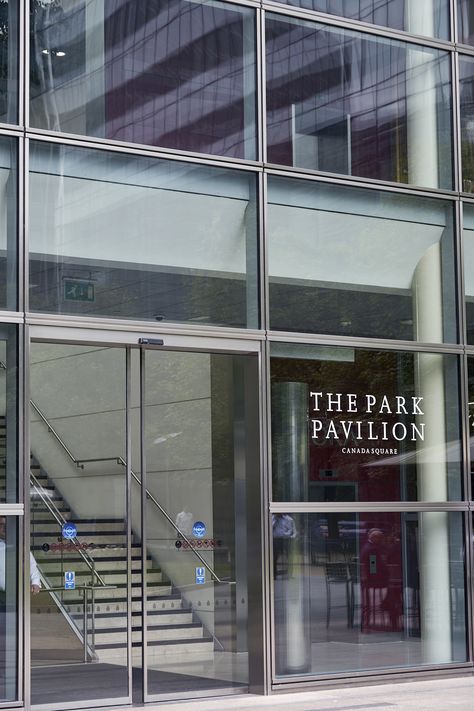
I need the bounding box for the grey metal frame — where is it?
[1,0,474,706]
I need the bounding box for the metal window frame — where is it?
[8,0,474,705]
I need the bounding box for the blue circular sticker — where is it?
[62,522,77,540]
[192,521,206,538]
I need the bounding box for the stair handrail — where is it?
[30,469,107,586]
[29,400,233,585]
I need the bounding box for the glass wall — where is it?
[29,0,257,159]
[0,1,17,125]
[0,138,16,313]
[272,511,466,677]
[458,0,474,44]
[28,141,258,327]
[265,14,452,188]
[273,1,450,39]
[270,344,462,503]
[267,177,456,341]
[0,516,17,702]
[0,326,18,504]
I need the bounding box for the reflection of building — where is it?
[0,0,474,709]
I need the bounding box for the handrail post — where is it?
[83,587,88,663]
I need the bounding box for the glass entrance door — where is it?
[28,339,259,708]
[138,348,255,701]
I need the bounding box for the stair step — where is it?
[62,596,183,614]
[37,558,152,573]
[80,610,193,629]
[93,624,204,645]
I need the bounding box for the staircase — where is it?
[30,458,215,665]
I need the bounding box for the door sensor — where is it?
[138,338,164,346]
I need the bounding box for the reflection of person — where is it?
[360,528,389,631]
[272,513,297,577]
[0,517,41,594]
[175,506,193,538]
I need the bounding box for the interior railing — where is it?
[30,400,233,585]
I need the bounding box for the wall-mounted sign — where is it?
[310,391,425,453]
[64,571,75,590]
[192,521,206,538]
[195,567,205,585]
[64,280,95,302]
[62,522,77,540]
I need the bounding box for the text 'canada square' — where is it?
[310,392,426,442]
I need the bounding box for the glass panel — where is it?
[0,325,17,504]
[266,15,452,189]
[29,343,128,706]
[29,142,258,328]
[270,344,462,502]
[272,511,466,677]
[0,138,16,312]
[466,357,474,493]
[0,516,17,701]
[458,0,474,44]
[268,176,456,342]
[463,204,474,341]
[140,349,257,698]
[460,56,474,193]
[29,0,256,160]
[273,0,449,40]
[0,1,17,124]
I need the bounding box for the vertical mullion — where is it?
[22,325,30,708]
[126,347,132,702]
[140,348,148,702]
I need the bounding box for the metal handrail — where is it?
[30,401,233,585]
[30,469,107,586]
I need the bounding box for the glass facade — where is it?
[29,0,257,159]
[1,0,474,708]
[265,15,453,188]
[29,142,258,327]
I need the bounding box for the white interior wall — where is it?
[29,173,248,276]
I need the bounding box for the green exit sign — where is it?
[64,280,95,302]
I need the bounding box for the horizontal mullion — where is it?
[269,501,470,513]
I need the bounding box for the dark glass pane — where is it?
[0,326,17,504]
[266,15,452,189]
[30,0,256,159]
[273,512,466,677]
[458,0,474,44]
[0,1,17,124]
[273,1,449,40]
[0,138,16,312]
[0,517,17,701]
[466,358,474,493]
[268,176,456,342]
[270,344,462,502]
[29,142,258,327]
[460,56,474,193]
[463,204,474,341]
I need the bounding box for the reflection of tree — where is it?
[0,1,10,118]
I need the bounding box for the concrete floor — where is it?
[121,673,474,711]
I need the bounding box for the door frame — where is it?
[24,325,265,710]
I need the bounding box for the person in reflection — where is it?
[272,513,297,578]
[360,527,389,631]
[0,517,41,594]
[175,506,193,538]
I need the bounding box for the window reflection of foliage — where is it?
[0,1,9,115]
[30,0,65,91]
[461,69,474,193]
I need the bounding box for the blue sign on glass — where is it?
[62,522,77,540]
[192,521,206,538]
[195,567,205,585]
[64,571,75,590]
